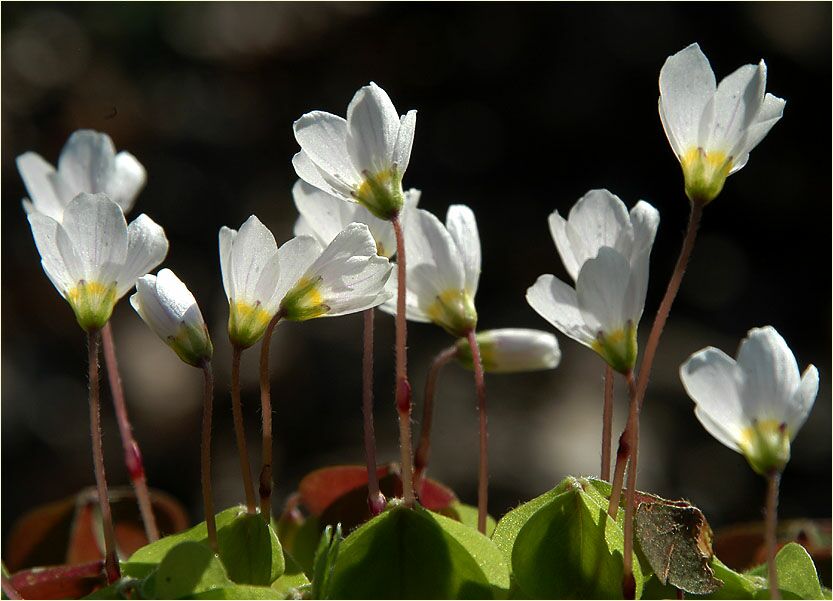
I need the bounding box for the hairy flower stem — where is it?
[87,330,120,583]
[608,373,637,520]
[601,365,614,481]
[766,471,782,600]
[622,372,639,600]
[414,346,458,486]
[608,199,705,516]
[101,323,159,543]
[258,313,283,522]
[467,330,490,534]
[201,360,219,553]
[362,309,386,515]
[231,345,257,513]
[391,214,415,507]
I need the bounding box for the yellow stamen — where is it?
[426,289,477,337]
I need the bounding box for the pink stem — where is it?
[466,330,489,534]
[362,309,386,515]
[414,346,458,487]
[601,365,614,481]
[200,360,218,552]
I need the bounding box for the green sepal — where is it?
[354,168,405,220]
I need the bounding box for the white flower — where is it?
[293,82,417,220]
[292,179,420,259]
[220,217,393,348]
[28,192,168,331]
[380,205,480,338]
[659,43,786,204]
[130,269,213,367]
[526,190,659,373]
[17,129,146,222]
[680,326,818,475]
[455,329,561,374]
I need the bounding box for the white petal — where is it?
[229,215,279,303]
[273,235,323,309]
[786,365,819,440]
[704,61,766,154]
[393,110,417,176]
[728,93,786,174]
[445,204,481,296]
[346,82,400,174]
[628,201,660,262]
[131,274,176,339]
[292,179,354,246]
[548,209,581,282]
[105,152,146,214]
[526,274,595,348]
[294,111,361,189]
[575,248,633,335]
[736,326,801,424]
[564,189,633,270]
[378,269,432,322]
[219,226,237,300]
[116,214,169,297]
[59,193,128,284]
[324,254,392,317]
[659,43,716,156]
[292,150,355,201]
[57,130,117,195]
[479,328,561,373]
[27,212,75,296]
[680,347,746,451]
[404,209,465,299]
[16,152,65,221]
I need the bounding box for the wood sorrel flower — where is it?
[380,205,480,338]
[293,82,417,220]
[28,192,168,332]
[293,179,420,259]
[659,43,785,205]
[130,269,213,367]
[17,129,146,221]
[680,326,818,476]
[526,189,659,373]
[454,328,561,374]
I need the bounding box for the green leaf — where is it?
[152,541,230,599]
[509,476,644,599]
[492,481,570,560]
[821,586,832,600]
[217,513,285,586]
[326,504,509,599]
[277,514,321,578]
[746,543,823,600]
[123,507,246,579]
[311,524,343,600]
[270,551,310,597]
[438,501,497,537]
[189,584,285,599]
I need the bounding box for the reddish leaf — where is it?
[11,560,105,600]
[299,465,391,516]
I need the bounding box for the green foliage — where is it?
[152,542,229,599]
[310,524,343,600]
[438,501,497,537]
[325,504,509,599]
[216,513,284,586]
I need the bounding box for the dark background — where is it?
[2,2,830,554]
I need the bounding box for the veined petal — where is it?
[404,209,465,296]
[659,43,716,158]
[115,214,169,297]
[17,152,65,221]
[273,235,323,308]
[59,193,128,284]
[57,130,117,196]
[346,82,400,175]
[445,204,481,296]
[27,212,75,296]
[729,93,786,174]
[457,328,561,373]
[564,189,633,271]
[105,152,146,214]
[548,210,581,282]
[680,347,746,452]
[378,269,432,322]
[703,61,765,155]
[628,201,660,262]
[786,365,819,440]
[219,226,237,300]
[294,111,361,190]
[229,215,279,303]
[393,110,417,176]
[292,150,355,201]
[323,254,392,317]
[575,248,632,335]
[526,274,595,348]
[736,326,801,424]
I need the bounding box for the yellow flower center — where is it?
[228,300,272,348]
[426,288,478,337]
[591,323,637,374]
[680,147,733,205]
[738,419,790,476]
[353,167,404,220]
[281,277,329,322]
[67,280,117,332]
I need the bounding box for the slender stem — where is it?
[601,364,614,481]
[414,346,458,486]
[87,330,120,583]
[466,330,489,534]
[608,373,637,520]
[766,471,782,600]
[258,314,283,522]
[101,323,159,542]
[391,214,415,507]
[201,360,218,553]
[231,344,257,513]
[362,309,386,515]
[608,199,705,516]
[622,372,639,600]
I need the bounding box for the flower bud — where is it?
[455,329,561,374]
